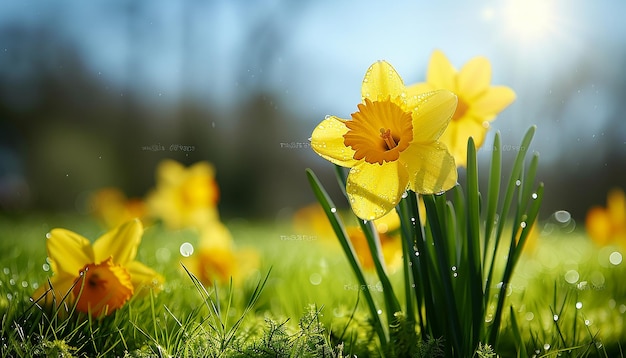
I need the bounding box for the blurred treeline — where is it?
[0,2,625,222]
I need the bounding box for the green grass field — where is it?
[1,212,625,357]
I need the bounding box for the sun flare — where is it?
[502,0,557,43]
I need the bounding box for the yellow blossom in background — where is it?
[586,188,626,247]
[33,219,163,317]
[88,187,146,228]
[347,210,402,271]
[182,221,259,286]
[311,61,458,220]
[407,50,516,166]
[146,160,220,230]
[292,203,336,242]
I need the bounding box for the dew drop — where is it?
[45,233,52,239]
[525,312,534,321]
[179,242,194,257]
[544,343,551,351]
[401,191,408,198]
[324,115,331,120]
[377,309,383,315]
[576,301,583,309]
[532,193,538,199]
[42,263,50,272]
[553,314,559,322]
[482,121,490,129]
[330,207,337,213]
[515,180,521,186]
[21,281,28,288]
[520,221,527,228]
[585,319,591,326]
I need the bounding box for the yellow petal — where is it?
[469,86,516,118]
[426,50,456,90]
[311,116,359,167]
[411,90,458,143]
[405,82,436,100]
[457,56,491,101]
[346,161,409,221]
[361,61,405,102]
[126,261,164,293]
[607,188,626,223]
[157,159,185,185]
[439,117,488,167]
[401,142,457,194]
[46,228,94,278]
[93,219,142,265]
[32,275,76,308]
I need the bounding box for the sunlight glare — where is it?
[503,0,557,43]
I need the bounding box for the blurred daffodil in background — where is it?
[347,210,402,271]
[146,160,220,230]
[88,187,147,228]
[586,187,626,247]
[311,60,458,220]
[33,219,163,317]
[408,50,516,166]
[182,221,259,286]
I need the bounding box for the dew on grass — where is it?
[3,268,9,275]
[619,304,626,314]
[20,281,28,288]
[544,343,551,351]
[515,180,521,186]
[553,314,559,322]
[377,309,382,315]
[42,263,50,272]
[330,207,337,213]
[576,301,583,309]
[532,192,538,199]
[179,242,194,257]
[585,319,591,326]
[525,312,534,321]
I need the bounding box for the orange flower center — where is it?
[343,98,413,165]
[73,257,134,317]
[452,97,469,121]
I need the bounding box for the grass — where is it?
[1,212,626,356]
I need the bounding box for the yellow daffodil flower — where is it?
[407,50,516,166]
[586,188,626,247]
[146,160,220,230]
[88,187,146,228]
[182,222,259,286]
[311,61,458,220]
[33,219,163,317]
